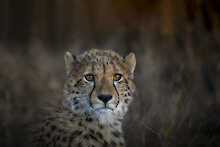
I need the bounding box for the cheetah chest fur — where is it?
[34,109,125,147]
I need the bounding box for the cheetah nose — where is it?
[97,94,112,104]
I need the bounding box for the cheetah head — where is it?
[63,49,136,125]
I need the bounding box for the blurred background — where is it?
[0,0,220,147]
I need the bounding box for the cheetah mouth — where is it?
[94,107,113,111]
[92,103,115,112]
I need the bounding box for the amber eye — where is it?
[113,73,122,81]
[84,73,95,82]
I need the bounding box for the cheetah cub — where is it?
[32,49,136,147]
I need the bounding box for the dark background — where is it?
[0,0,220,147]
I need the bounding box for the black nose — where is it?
[97,94,112,104]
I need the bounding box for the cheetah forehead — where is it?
[78,49,124,64]
[66,49,135,79]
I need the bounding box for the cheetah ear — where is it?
[64,51,77,75]
[125,52,136,74]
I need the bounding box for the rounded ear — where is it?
[125,52,136,74]
[64,51,77,75]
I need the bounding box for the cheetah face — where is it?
[63,49,136,125]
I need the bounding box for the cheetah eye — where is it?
[113,73,122,82]
[84,73,95,82]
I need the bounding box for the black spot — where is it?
[56,109,62,113]
[74,79,82,87]
[78,122,83,126]
[75,106,79,110]
[124,99,129,104]
[51,125,56,131]
[74,101,79,105]
[119,142,124,146]
[103,141,108,147]
[83,134,89,140]
[68,139,73,147]
[110,140,117,147]
[69,131,81,147]
[62,137,67,142]
[71,130,82,138]
[113,122,119,126]
[41,126,45,132]
[124,80,128,84]
[58,129,63,133]
[46,143,49,147]
[72,90,75,93]
[99,125,104,129]
[91,145,95,147]
[85,117,93,122]
[78,142,82,147]
[96,132,103,139]
[46,132,51,138]
[52,136,57,144]
[89,129,95,134]
[47,117,56,121]
[76,91,79,94]
[128,92,131,96]
[45,121,50,126]
[89,134,98,141]
[56,135,60,140]
[117,118,123,122]
[112,131,121,138]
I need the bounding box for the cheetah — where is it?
[31,49,136,147]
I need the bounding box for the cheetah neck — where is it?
[56,107,125,143]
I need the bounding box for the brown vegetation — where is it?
[0,0,220,146]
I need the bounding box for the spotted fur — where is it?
[31,49,136,147]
